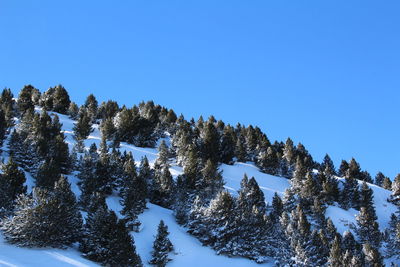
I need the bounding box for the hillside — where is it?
[0,86,397,266]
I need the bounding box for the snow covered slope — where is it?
[0,110,397,266]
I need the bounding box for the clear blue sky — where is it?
[1,1,399,178]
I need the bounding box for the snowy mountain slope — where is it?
[0,109,398,266]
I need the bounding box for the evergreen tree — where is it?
[73,108,93,142]
[270,192,283,223]
[220,125,235,164]
[151,166,174,208]
[18,85,36,114]
[359,181,376,220]
[363,243,384,267]
[356,207,381,249]
[258,146,279,175]
[374,172,385,187]
[1,157,26,201]
[80,205,142,266]
[202,120,220,164]
[338,160,349,177]
[340,175,360,210]
[200,159,224,198]
[328,236,343,267]
[52,85,71,114]
[0,88,15,127]
[84,94,98,122]
[35,158,61,188]
[120,159,147,232]
[391,174,400,204]
[149,220,174,267]
[68,102,79,119]
[2,178,82,248]
[320,154,336,176]
[382,177,392,190]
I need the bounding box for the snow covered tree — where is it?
[340,174,359,210]
[220,125,235,164]
[0,157,26,210]
[390,174,400,205]
[359,181,376,220]
[2,177,82,247]
[328,236,343,267]
[120,159,147,232]
[200,159,224,199]
[320,154,336,176]
[73,107,93,144]
[80,205,142,266]
[363,243,384,267]
[18,85,37,115]
[149,220,174,267]
[151,166,174,208]
[84,94,98,122]
[356,206,381,249]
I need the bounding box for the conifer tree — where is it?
[0,88,15,128]
[84,94,98,122]
[320,154,336,176]
[120,159,147,231]
[202,120,220,164]
[338,160,349,177]
[382,177,392,190]
[328,236,343,267]
[151,166,174,208]
[356,207,381,249]
[359,182,376,220]
[220,125,235,164]
[73,108,93,142]
[1,157,26,202]
[149,220,174,267]
[2,177,82,247]
[68,102,79,119]
[340,175,360,210]
[201,159,224,198]
[363,243,384,267]
[35,158,61,188]
[52,85,71,114]
[80,205,142,266]
[18,85,36,115]
[270,192,283,223]
[391,174,400,204]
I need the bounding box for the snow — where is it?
[1,109,398,266]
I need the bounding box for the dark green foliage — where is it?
[80,205,142,266]
[151,166,175,208]
[382,176,393,190]
[258,146,279,175]
[363,243,384,267]
[120,159,147,232]
[340,175,360,210]
[35,158,61,188]
[201,119,220,164]
[200,159,224,198]
[84,94,98,122]
[73,107,93,141]
[68,102,79,119]
[0,158,26,213]
[338,160,349,177]
[18,85,37,114]
[0,88,16,127]
[356,206,381,249]
[359,182,376,220]
[328,236,343,267]
[2,177,82,247]
[41,85,71,114]
[220,125,236,164]
[320,154,336,176]
[149,220,173,266]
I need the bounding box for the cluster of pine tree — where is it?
[0,85,400,266]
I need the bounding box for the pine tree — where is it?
[203,191,237,254]
[1,157,26,202]
[382,177,392,190]
[340,175,360,210]
[120,159,147,232]
[359,182,377,220]
[35,158,61,188]
[73,108,93,142]
[202,120,220,164]
[374,172,385,187]
[270,192,283,223]
[200,159,224,199]
[80,205,142,266]
[52,85,71,114]
[2,177,82,248]
[68,102,79,119]
[328,236,343,267]
[84,94,98,122]
[338,160,349,177]
[363,243,384,267]
[391,174,400,204]
[149,220,174,267]
[18,85,36,115]
[356,207,381,249]
[321,154,336,176]
[151,166,174,208]
[220,125,235,164]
